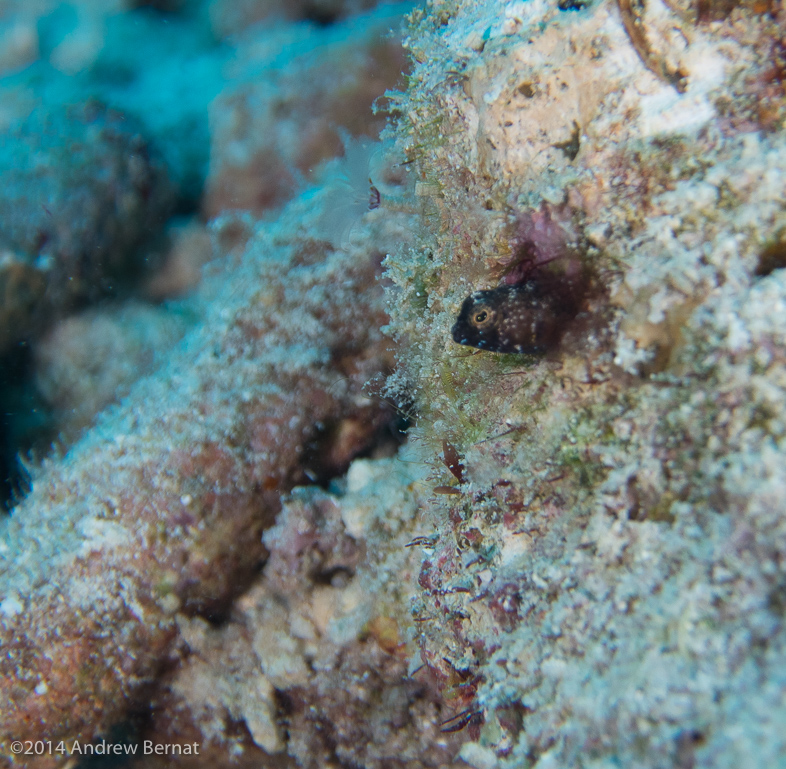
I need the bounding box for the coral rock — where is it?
[381,0,786,766]
[203,5,408,218]
[0,189,401,766]
[140,455,467,769]
[0,102,175,351]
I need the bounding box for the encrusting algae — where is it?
[379,0,786,765]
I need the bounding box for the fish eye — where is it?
[472,306,492,326]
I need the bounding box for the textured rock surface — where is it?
[140,456,466,768]
[378,0,786,767]
[33,302,190,441]
[0,0,409,506]
[2,0,786,767]
[202,3,409,218]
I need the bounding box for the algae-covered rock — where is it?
[203,3,409,218]
[33,301,190,441]
[380,0,786,766]
[2,0,786,766]
[140,455,466,768]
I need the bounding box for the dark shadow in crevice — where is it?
[0,342,53,511]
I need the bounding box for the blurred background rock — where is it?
[0,0,411,508]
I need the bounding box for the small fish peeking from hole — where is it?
[452,205,593,354]
[452,281,569,354]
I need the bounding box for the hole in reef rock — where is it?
[756,239,786,276]
[312,564,355,587]
[299,406,409,489]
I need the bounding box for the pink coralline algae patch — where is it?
[500,204,580,286]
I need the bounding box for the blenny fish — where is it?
[451,282,564,354]
[453,248,599,355]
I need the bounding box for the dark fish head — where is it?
[452,290,503,351]
[451,283,556,354]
